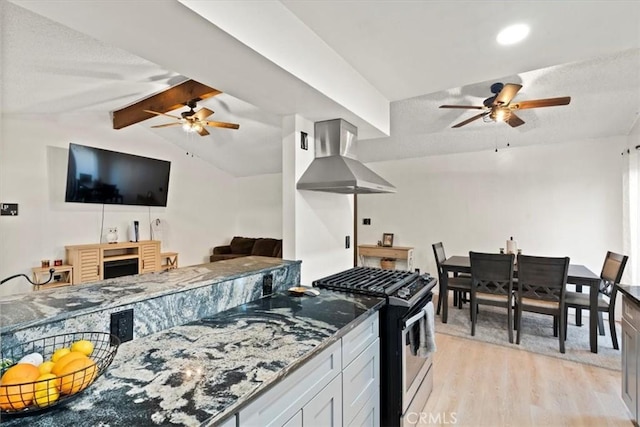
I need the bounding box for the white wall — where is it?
[282,115,354,285]
[235,173,283,239]
[0,112,237,296]
[358,137,627,277]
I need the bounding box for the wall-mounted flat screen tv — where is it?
[65,143,171,207]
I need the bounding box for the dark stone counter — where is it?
[0,290,383,426]
[616,284,640,306]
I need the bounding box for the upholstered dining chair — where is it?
[469,251,516,342]
[433,242,472,315]
[515,254,570,353]
[564,251,628,350]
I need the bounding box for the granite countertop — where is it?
[0,257,297,334]
[616,284,640,305]
[1,290,384,426]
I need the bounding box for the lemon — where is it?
[38,361,55,375]
[70,340,94,356]
[51,348,70,363]
[35,373,57,391]
[34,386,59,407]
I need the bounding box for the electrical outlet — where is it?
[262,274,273,296]
[345,236,350,249]
[110,309,134,343]
[363,218,371,225]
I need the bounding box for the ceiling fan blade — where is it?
[193,107,214,121]
[150,122,183,128]
[494,83,522,106]
[439,105,485,110]
[143,109,182,120]
[505,112,525,127]
[511,96,571,110]
[197,126,210,136]
[452,113,486,128]
[204,120,240,130]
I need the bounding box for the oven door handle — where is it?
[404,308,426,330]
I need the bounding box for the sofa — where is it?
[210,236,283,262]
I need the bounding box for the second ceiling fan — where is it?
[145,99,240,136]
[440,82,571,128]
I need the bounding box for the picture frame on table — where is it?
[382,233,394,247]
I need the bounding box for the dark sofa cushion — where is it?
[230,237,256,255]
[251,238,280,257]
[210,253,247,262]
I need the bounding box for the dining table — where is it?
[440,255,602,353]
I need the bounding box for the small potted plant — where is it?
[380,257,396,270]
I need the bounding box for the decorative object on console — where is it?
[129,221,139,243]
[54,259,63,266]
[382,233,394,247]
[506,236,518,254]
[210,237,282,262]
[106,227,118,244]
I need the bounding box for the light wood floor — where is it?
[418,333,633,427]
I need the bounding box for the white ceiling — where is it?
[3,0,640,176]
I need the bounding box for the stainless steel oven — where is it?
[313,267,436,427]
[401,299,434,425]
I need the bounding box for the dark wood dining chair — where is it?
[433,242,471,315]
[515,254,570,353]
[563,251,628,349]
[469,251,516,342]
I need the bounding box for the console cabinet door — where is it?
[140,241,160,273]
[302,374,342,427]
[68,248,101,284]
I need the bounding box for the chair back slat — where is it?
[517,254,570,302]
[469,252,515,296]
[600,251,628,298]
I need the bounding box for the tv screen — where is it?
[65,143,171,207]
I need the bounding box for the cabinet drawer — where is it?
[343,338,380,427]
[342,312,379,368]
[239,339,342,427]
[623,297,640,331]
[347,388,379,427]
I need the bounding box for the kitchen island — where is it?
[1,290,383,426]
[0,258,383,426]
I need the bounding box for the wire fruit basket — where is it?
[0,331,120,417]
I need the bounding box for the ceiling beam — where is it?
[110,79,221,129]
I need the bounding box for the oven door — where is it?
[401,297,433,414]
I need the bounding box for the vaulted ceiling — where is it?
[3,0,640,176]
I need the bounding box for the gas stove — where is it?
[312,266,436,307]
[312,266,437,426]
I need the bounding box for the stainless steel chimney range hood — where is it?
[296,119,396,194]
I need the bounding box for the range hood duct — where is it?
[296,119,396,194]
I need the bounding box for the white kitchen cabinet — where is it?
[283,410,303,427]
[302,374,342,426]
[218,414,237,427]
[239,339,342,426]
[343,338,380,426]
[622,296,640,423]
[237,312,379,427]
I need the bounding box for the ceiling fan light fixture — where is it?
[496,23,530,45]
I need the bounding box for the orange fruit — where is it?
[57,357,97,395]
[51,351,87,376]
[0,364,40,410]
[1,363,40,384]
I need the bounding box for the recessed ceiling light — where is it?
[496,24,530,45]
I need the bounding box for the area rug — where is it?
[434,295,621,371]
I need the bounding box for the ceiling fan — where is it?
[144,99,240,136]
[439,82,571,128]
